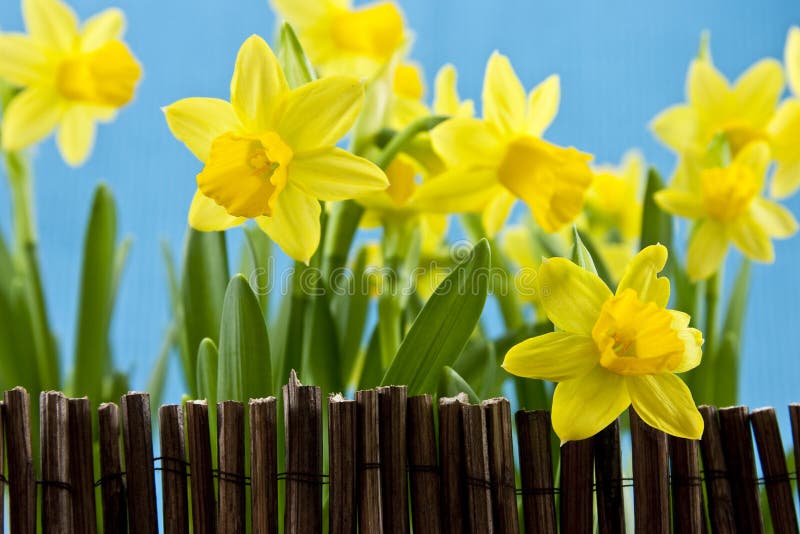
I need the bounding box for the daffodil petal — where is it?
[750,198,798,239]
[269,0,336,25]
[627,374,704,439]
[688,59,731,119]
[673,327,703,373]
[654,189,705,219]
[433,64,466,117]
[733,59,784,127]
[767,99,800,197]
[552,366,630,442]
[686,219,729,281]
[411,168,500,213]
[430,117,504,167]
[0,34,51,86]
[256,184,321,263]
[57,105,96,167]
[275,76,364,153]
[731,214,774,262]
[163,98,241,162]
[1,86,62,151]
[771,160,800,200]
[230,35,288,131]
[503,332,599,382]
[525,74,560,137]
[786,26,800,97]
[537,257,611,335]
[482,51,526,135]
[616,244,670,307]
[290,147,388,201]
[188,190,245,231]
[23,0,79,49]
[733,140,770,182]
[80,8,125,52]
[482,189,516,238]
[650,105,697,152]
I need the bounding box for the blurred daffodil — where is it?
[786,26,800,97]
[164,35,388,263]
[420,52,593,235]
[389,63,475,129]
[767,27,800,198]
[656,141,798,281]
[0,0,141,166]
[503,244,704,442]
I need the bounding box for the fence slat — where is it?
[718,406,764,534]
[5,387,36,534]
[186,400,216,534]
[516,411,556,534]
[560,438,593,533]
[461,403,493,533]
[482,398,518,534]
[356,388,384,534]
[669,436,704,533]
[0,401,4,531]
[789,404,800,515]
[98,403,127,534]
[697,406,735,534]
[250,397,278,534]
[378,386,409,534]
[750,408,799,534]
[630,408,669,534]
[439,395,468,534]
[120,392,158,534]
[40,391,72,534]
[68,397,97,534]
[594,419,625,534]
[158,405,189,534]
[283,371,323,534]
[329,394,357,534]
[407,395,442,534]
[217,401,246,534]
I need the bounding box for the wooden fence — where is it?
[1,372,799,533]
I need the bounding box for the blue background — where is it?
[1,0,799,415]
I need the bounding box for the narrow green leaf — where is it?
[197,337,219,403]
[162,240,193,396]
[439,366,480,403]
[712,260,751,406]
[278,23,316,88]
[110,236,133,309]
[0,230,13,299]
[639,168,673,251]
[302,288,342,393]
[721,260,751,337]
[380,239,491,395]
[571,226,598,275]
[331,246,371,376]
[239,225,272,315]
[321,200,365,278]
[357,326,384,390]
[146,325,174,410]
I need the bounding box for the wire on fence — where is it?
[36,479,73,493]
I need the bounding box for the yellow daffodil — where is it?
[656,141,798,281]
[164,35,388,263]
[389,63,475,129]
[419,52,593,235]
[503,244,704,442]
[767,27,800,198]
[786,26,800,97]
[0,0,141,166]
[269,0,408,78]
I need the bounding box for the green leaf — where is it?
[278,23,315,89]
[380,239,491,395]
[321,200,365,277]
[269,264,308,392]
[162,240,193,396]
[146,325,174,410]
[571,226,598,275]
[331,246,371,378]
[439,366,480,403]
[197,337,219,403]
[0,230,13,300]
[301,288,342,393]
[217,275,272,402]
[239,225,272,315]
[721,260,751,337]
[639,168,673,251]
[713,260,751,406]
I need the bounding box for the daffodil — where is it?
[164,35,388,263]
[767,27,800,198]
[0,0,141,166]
[503,244,704,442]
[655,141,798,281]
[418,52,593,235]
[269,0,408,78]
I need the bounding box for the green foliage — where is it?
[278,23,316,88]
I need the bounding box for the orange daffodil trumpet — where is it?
[164,35,388,263]
[0,0,141,166]
[503,245,705,442]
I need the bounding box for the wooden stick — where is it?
[697,406,735,534]
[283,370,323,534]
[329,394,357,534]
[718,406,764,534]
[461,403,493,533]
[516,411,556,534]
[407,395,442,534]
[4,387,36,534]
[356,388,383,534]
[377,386,409,534]
[669,436,704,533]
[789,404,800,517]
[158,405,189,534]
[217,401,246,534]
[750,407,798,534]
[40,391,72,534]
[482,398,518,534]
[559,438,593,533]
[593,419,625,534]
[0,400,4,530]
[68,397,97,534]
[250,397,278,534]
[630,408,669,534]
[98,402,127,534]
[120,392,158,534]
[439,395,468,534]
[185,400,216,534]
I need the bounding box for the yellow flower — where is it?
[503,244,704,442]
[164,35,388,263]
[655,141,798,281]
[269,0,407,78]
[786,26,800,97]
[767,27,800,198]
[419,52,593,235]
[389,63,475,129]
[0,0,141,166]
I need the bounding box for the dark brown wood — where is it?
[630,408,669,534]
[120,392,158,534]
[329,394,357,534]
[0,401,4,530]
[185,400,216,534]
[559,438,593,533]
[697,406,735,534]
[482,398,517,534]
[461,403,493,533]
[250,397,278,534]
[516,411,556,534]
[407,395,442,534]
[217,401,246,534]
[283,370,323,534]
[377,385,409,534]
[669,436,704,533]
[750,407,799,534]
[439,395,468,534]
[789,404,800,516]
[40,391,72,534]
[718,406,764,533]
[593,419,625,534]
[68,397,98,534]
[158,405,189,534]
[356,388,384,534]
[98,402,127,534]
[4,387,36,534]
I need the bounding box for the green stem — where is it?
[704,271,721,368]
[373,115,448,170]
[5,149,37,250]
